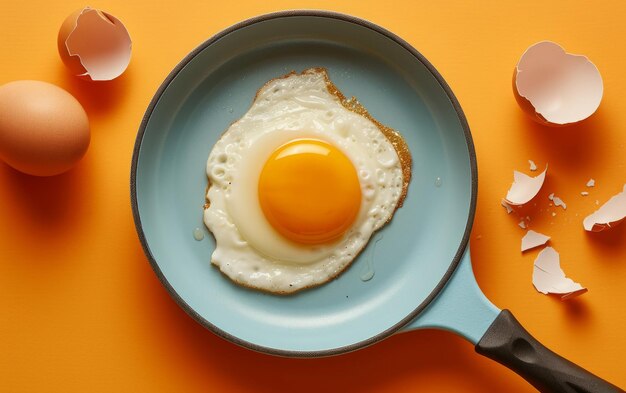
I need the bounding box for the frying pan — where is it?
[131,11,622,392]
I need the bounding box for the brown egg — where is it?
[0,81,90,176]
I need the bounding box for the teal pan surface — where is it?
[131,11,498,356]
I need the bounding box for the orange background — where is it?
[1,1,625,392]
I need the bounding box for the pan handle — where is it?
[476,309,624,393]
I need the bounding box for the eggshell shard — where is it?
[513,41,603,126]
[505,165,547,206]
[583,184,626,232]
[548,193,567,210]
[58,7,131,81]
[532,247,587,300]
[501,199,513,214]
[521,230,550,252]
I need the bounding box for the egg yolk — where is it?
[258,139,362,245]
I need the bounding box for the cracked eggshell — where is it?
[58,7,131,81]
[521,230,550,252]
[548,193,567,210]
[504,165,547,206]
[501,199,513,214]
[513,41,603,126]
[583,184,626,232]
[532,247,586,300]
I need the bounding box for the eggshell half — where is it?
[58,7,131,81]
[513,41,603,126]
[0,81,90,176]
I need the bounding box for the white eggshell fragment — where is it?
[528,160,537,171]
[58,7,131,81]
[521,230,550,252]
[501,199,513,214]
[505,165,547,206]
[548,193,567,210]
[533,247,587,300]
[583,184,626,232]
[513,41,603,126]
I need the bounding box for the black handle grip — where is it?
[476,310,624,393]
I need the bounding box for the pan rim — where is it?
[130,9,478,358]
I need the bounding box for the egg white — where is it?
[204,68,406,293]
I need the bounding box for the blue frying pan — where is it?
[131,11,621,392]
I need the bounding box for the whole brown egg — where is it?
[0,81,90,176]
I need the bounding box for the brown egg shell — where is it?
[57,7,131,81]
[57,8,88,77]
[512,69,555,126]
[513,41,603,127]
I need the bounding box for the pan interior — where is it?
[134,14,473,354]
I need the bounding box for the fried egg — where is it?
[203,68,411,294]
